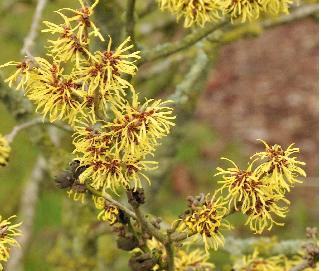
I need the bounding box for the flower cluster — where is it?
[0,0,175,197]
[157,0,293,27]
[179,194,231,252]
[0,135,10,167]
[73,93,174,193]
[0,215,21,270]
[216,140,305,234]
[0,0,141,125]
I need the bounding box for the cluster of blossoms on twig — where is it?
[157,0,293,27]
[174,140,306,253]
[0,215,22,270]
[178,193,231,252]
[0,0,175,217]
[216,140,306,234]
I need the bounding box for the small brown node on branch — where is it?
[118,209,130,225]
[54,160,88,189]
[303,227,319,268]
[129,252,157,271]
[127,188,145,208]
[117,233,139,251]
[303,242,319,268]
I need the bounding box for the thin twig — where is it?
[85,183,137,220]
[261,4,318,28]
[164,242,174,271]
[141,21,226,64]
[130,204,175,271]
[21,0,48,56]
[125,0,137,50]
[131,205,167,243]
[169,46,209,104]
[5,118,72,144]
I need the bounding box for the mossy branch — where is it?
[141,4,318,65]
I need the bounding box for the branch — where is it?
[130,204,167,243]
[164,242,174,271]
[261,4,318,28]
[84,183,137,220]
[141,3,318,65]
[125,0,137,50]
[5,118,72,144]
[169,46,209,104]
[126,192,175,270]
[141,21,227,64]
[224,237,306,256]
[21,0,48,56]
[5,156,47,271]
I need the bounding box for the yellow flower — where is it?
[93,196,119,225]
[245,193,289,234]
[175,248,215,271]
[233,249,284,271]
[252,140,306,192]
[158,0,221,27]
[26,57,83,124]
[67,181,87,203]
[0,135,10,167]
[42,0,104,66]
[0,215,22,270]
[220,0,262,22]
[216,158,268,214]
[58,0,104,42]
[106,93,175,155]
[177,0,221,27]
[180,194,231,252]
[74,36,140,96]
[0,60,32,90]
[42,11,92,66]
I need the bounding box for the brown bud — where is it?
[117,234,139,251]
[127,188,145,208]
[129,253,157,271]
[54,160,88,189]
[304,243,319,267]
[55,171,75,189]
[118,209,130,225]
[71,181,87,193]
